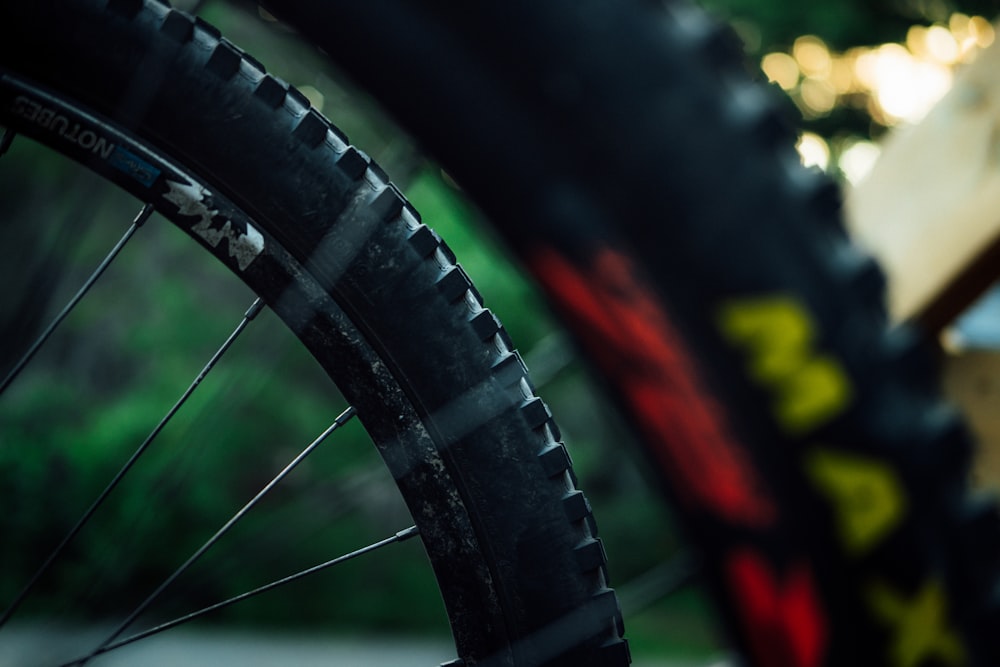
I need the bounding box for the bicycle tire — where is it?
[0,2,628,666]
[260,1,1000,666]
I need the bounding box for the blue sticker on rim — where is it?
[108,145,160,187]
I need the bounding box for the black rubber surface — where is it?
[0,2,627,665]
[261,1,1000,665]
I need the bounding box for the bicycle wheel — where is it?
[262,1,1000,665]
[0,2,627,666]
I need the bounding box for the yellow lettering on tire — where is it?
[867,579,965,667]
[805,447,905,555]
[719,297,851,435]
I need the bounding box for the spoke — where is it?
[0,204,154,396]
[616,550,700,615]
[83,405,359,661]
[0,297,265,630]
[63,526,419,665]
[0,128,13,156]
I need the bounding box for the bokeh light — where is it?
[763,13,996,177]
[796,132,831,170]
[838,140,882,185]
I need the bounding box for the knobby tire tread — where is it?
[260,1,1000,666]
[0,1,628,665]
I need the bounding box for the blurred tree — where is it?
[702,0,997,51]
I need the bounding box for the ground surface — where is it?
[0,623,730,666]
